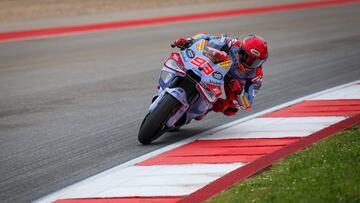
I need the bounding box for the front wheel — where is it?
[138,93,181,145]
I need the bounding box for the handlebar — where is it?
[171,44,187,50]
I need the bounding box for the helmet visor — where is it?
[239,48,266,69]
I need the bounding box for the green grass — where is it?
[208,125,360,203]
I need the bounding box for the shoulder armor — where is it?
[229,39,241,48]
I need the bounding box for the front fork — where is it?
[151,72,202,127]
[149,87,189,127]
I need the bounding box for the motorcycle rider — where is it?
[173,33,268,117]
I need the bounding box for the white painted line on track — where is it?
[309,84,360,100]
[54,164,243,198]
[201,117,346,140]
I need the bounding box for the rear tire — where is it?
[138,93,180,145]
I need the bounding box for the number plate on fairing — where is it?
[180,39,231,87]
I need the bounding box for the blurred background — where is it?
[0,0,238,23]
[0,0,359,202]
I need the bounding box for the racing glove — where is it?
[229,79,243,95]
[172,38,193,49]
[214,50,229,62]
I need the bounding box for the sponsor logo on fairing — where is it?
[209,79,222,85]
[186,49,195,58]
[180,51,188,62]
[212,86,222,96]
[212,71,223,80]
[218,60,232,71]
[172,53,180,61]
[196,39,206,51]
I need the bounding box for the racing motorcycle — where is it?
[138,39,232,145]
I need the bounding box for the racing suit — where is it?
[179,33,264,116]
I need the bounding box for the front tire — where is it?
[138,93,181,145]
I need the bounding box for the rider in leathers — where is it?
[173,33,268,117]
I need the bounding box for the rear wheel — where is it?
[138,93,181,145]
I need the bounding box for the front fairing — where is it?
[154,40,232,126]
[159,40,232,96]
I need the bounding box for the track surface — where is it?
[0,2,359,202]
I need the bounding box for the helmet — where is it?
[239,34,268,69]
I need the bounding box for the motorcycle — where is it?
[138,39,232,145]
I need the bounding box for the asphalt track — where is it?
[0,2,360,202]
